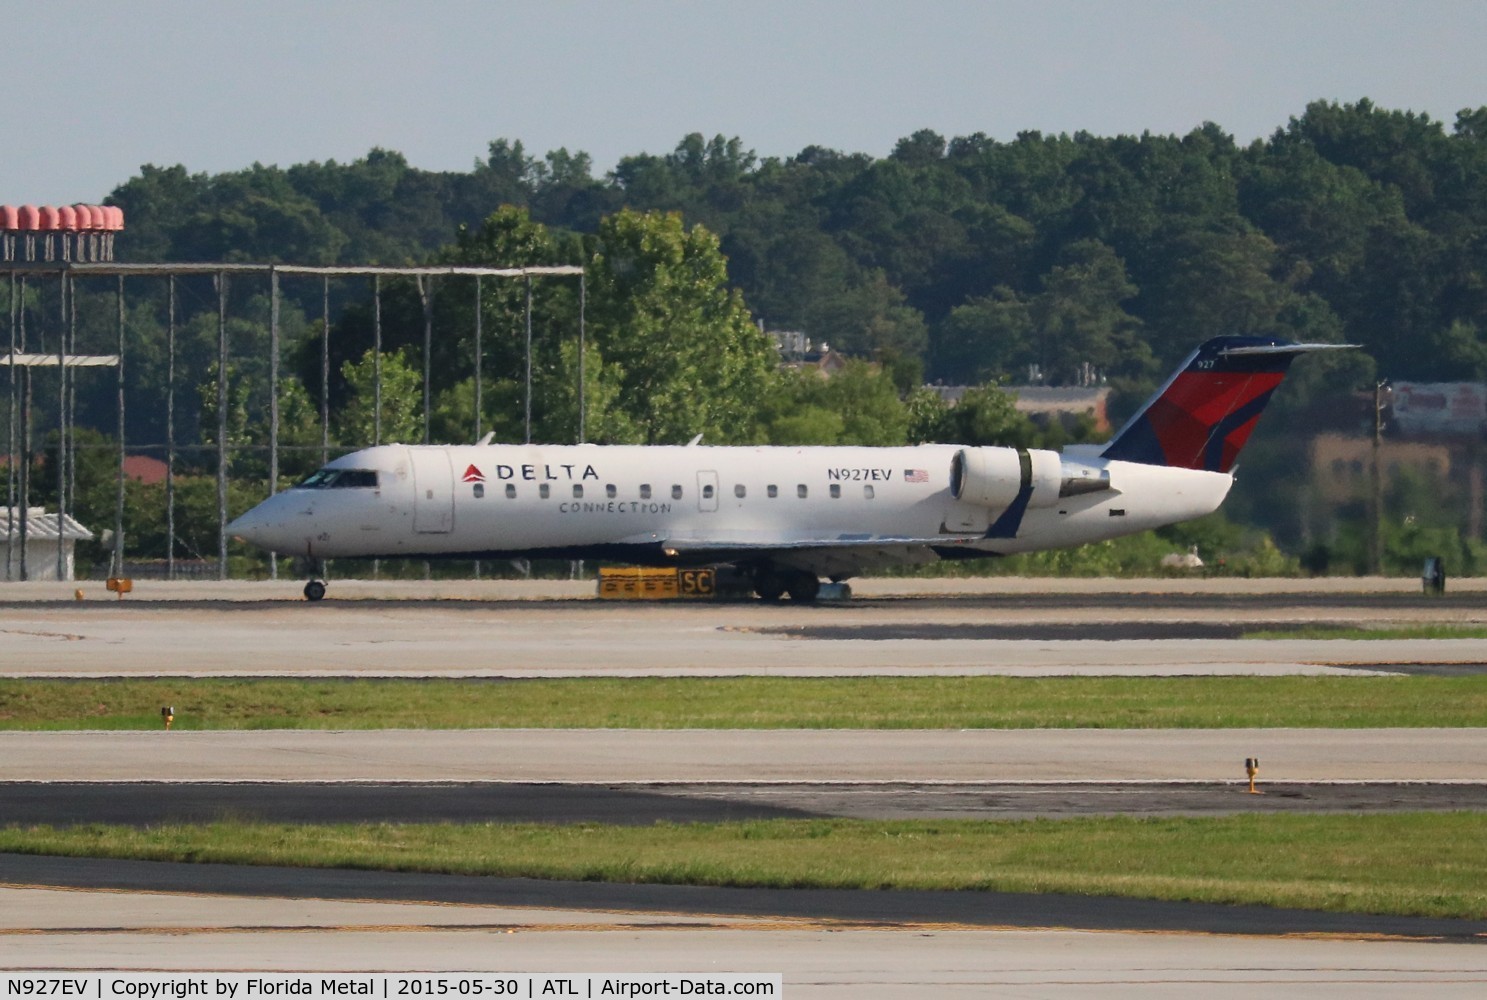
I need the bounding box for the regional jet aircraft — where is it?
[229,336,1346,601]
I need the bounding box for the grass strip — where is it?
[4,676,1487,730]
[2,813,1484,920]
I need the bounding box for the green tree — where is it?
[587,209,776,444]
[433,205,586,442]
[931,286,1034,383]
[1029,241,1151,384]
[936,385,1040,448]
[905,386,950,444]
[335,349,423,446]
[1140,229,1290,362]
[762,361,910,446]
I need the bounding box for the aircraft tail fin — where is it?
[1100,336,1351,473]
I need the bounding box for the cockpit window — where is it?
[296,468,379,489]
[297,468,338,489]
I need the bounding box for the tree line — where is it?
[109,99,1487,394]
[8,97,1487,575]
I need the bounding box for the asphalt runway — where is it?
[4,853,1485,941]
[6,780,1487,825]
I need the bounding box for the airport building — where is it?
[0,505,93,581]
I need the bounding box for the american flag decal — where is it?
[905,469,929,483]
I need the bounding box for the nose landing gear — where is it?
[294,556,328,602]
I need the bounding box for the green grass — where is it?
[5,675,1487,730]
[3,813,1485,920]
[1242,625,1487,640]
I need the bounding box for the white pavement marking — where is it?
[3,728,1485,783]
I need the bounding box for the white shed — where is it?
[1,507,95,581]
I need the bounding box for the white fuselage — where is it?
[228,442,1233,576]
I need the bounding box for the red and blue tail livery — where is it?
[1100,336,1349,474]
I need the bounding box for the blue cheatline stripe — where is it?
[984,483,1035,539]
[1201,385,1277,472]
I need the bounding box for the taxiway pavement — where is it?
[3,582,1486,678]
[3,728,1485,783]
[3,579,1486,993]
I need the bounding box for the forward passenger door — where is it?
[410,448,455,533]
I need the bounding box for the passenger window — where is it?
[797,484,808,498]
[573,484,583,499]
[640,484,652,500]
[539,484,550,499]
[505,484,517,499]
[864,485,875,499]
[767,485,778,498]
[735,484,746,498]
[703,484,714,499]
[829,484,841,499]
[672,484,683,500]
[473,483,485,499]
[606,484,617,499]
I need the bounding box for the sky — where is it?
[3,0,1486,205]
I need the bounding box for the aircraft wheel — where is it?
[786,573,821,603]
[754,571,786,602]
[303,579,327,602]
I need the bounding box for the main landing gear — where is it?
[303,579,327,602]
[753,568,821,603]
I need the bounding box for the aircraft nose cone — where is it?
[227,506,270,548]
[229,495,299,553]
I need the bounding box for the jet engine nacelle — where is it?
[949,447,1062,510]
[950,446,1116,511]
